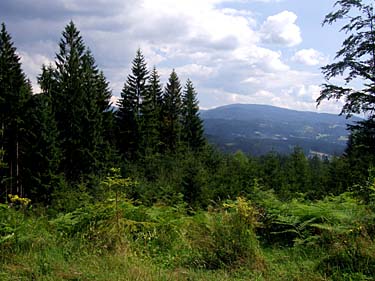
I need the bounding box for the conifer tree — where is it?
[97,71,117,156]
[181,79,205,151]
[0,127,6,200]
[80,49,113,174]
[284,147,311,197]
[141,66,163,154]
[116,84,138,159]
[0,23,32,197]
[116,49,149,159]
[161,70,183,152]
[318,1,375,159]
[318,0,375,118]
[22,91,61,203]
[52,21,86,181]
[51,21,112,182]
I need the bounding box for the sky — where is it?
[0,0,350,113]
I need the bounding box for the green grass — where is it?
[0,241,326,281]
[1,194,375,280]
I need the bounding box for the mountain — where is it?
[200,104,361,157]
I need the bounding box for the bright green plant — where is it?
[101,168,135,227]
[8,194,31,208]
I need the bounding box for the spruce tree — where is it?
[51,21,112,182]
[22,90,61,203]
[116,49,149,159]
[52,21,86,181]
[0,23,32,198]
[284,147,311,198]
[141,66,163,155]
[181,79,205,151]
[318,1,375,161]
[116,83,138,159]
[80,49,113,174]
[0,127,6,200]
[318,0,375,118]
[97,71,117,157]
[161,70,183,152]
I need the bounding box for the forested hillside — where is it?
[1,1,375,280]
[202,104,361,156]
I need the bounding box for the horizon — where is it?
[201,103,363,119]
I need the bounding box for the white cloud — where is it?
[292,48,328,66]
[18,51,53,93]
[175,64,217,78]
[273,85,343,113]
[260,11,302,47]
[1,0,341,114]
[110,95,120,106]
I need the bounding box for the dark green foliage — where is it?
[318,0,375,118]
[116,49,149,160]
[326,156,351,195]
[49,22,113,183]
[80,50,114,174]
[204,151,258,202]
[0,139,5,169]
[116,83,139,159]
[347,119,375,157]
[161,69,183,152]
[180,153,209,208]
[345,119,375,187]
[308,156,330,199]
[182,164,202,208]
[283,147,311,198]
[0,23,32,198]
[124,144,362,207]
[22,93,61,204]
[181,79,205,151]
[53,21,89,181]
[258,152,287,195]
[318,0,375,185]
[141,66,163,155]
[116,52,206,157]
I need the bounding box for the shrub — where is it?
[183,197,264,269]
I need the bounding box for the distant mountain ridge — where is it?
[200,104,361,156]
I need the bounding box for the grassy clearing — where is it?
[1,192,375,280]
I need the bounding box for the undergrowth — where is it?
[1,188,375,280]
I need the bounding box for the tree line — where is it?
[1,0,375,209]
[0,21,205,204]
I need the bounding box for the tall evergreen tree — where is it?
[22,91,61,203]
[141,66,163,155]
[318,0,375,160]
[51,21,112,182]
[116,49,149,159]
[161,70,183,152]
[0,23,32,198]
[80,49,113,174]
[0,127,6,200]
[181,79,205,151]
[284,147,311,198]
[318,0,375,118]
[116,83,138,160]
[52,21,86,181]
[97,71,117,157]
